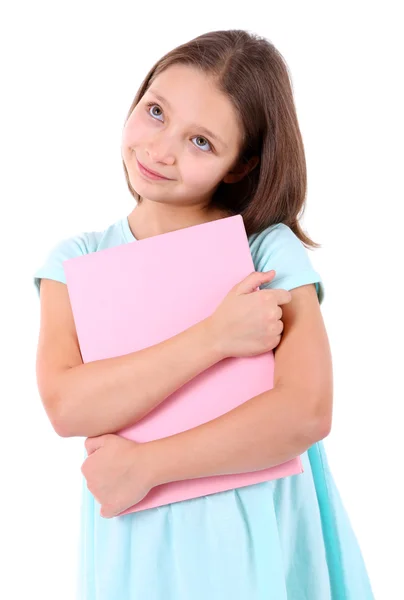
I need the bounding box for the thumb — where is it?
[235,270,276,295]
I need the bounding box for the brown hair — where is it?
[122,29,320,249]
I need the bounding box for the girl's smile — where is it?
[136,157,173,181]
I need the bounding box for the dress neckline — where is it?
[121,215,137,243]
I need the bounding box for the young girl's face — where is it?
[121,63,245,209]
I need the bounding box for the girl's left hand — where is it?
[81,434,153,518]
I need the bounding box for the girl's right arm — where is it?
[36,279,225,438]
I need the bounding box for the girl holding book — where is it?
[34,29,375,599]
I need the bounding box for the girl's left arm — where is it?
[144,283,333,487]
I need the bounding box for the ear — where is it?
[223,155,259,184]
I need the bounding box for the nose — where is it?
[145,134,175,166]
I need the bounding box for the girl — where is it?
[33,29,375,599]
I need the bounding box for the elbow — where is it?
[51,396,94,439]
[303,412,331,446]
[44,392,74,438]
[37,373,76,438]
[49,407,72,438]
[52,417,72,438]
[311,393,333,441]
[313,414,332,441]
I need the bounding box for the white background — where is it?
[2,1,403,598]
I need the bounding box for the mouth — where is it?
[136,158,172,181]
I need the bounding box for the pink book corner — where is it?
[63,214,303,515]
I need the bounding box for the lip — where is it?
[136,158,171,180]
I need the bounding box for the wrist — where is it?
[198,315,228,362]
[141,437,173,488]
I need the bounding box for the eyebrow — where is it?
[148,89,228,149]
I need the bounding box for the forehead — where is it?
[145,64,242,149]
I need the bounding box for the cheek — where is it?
[182,158,223,189]
[122,112,148,149]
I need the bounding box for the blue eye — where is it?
[191,136,212,152]
[147,103,164,121]
[146,102,213,153]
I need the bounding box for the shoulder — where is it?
[49,230,102,258]
[249,222,307,260]
[249,223,325,305]
[33,218,125,297]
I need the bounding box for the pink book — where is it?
[63,214,303,514]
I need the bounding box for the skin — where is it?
[80,65,331,518]
[82,64,261,518]
[120,63,259,240]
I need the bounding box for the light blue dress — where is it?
[33,216,375,599]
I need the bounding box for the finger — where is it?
[236,270,276,294]
[260,288,292,305]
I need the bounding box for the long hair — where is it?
[122,29,320,249]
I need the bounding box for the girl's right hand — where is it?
[207,270,292,359]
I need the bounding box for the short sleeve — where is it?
[251,223,325,305]
[33,233,93,298]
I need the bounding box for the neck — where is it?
[127,201,231,240]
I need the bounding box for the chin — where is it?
[132,179,167,200]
